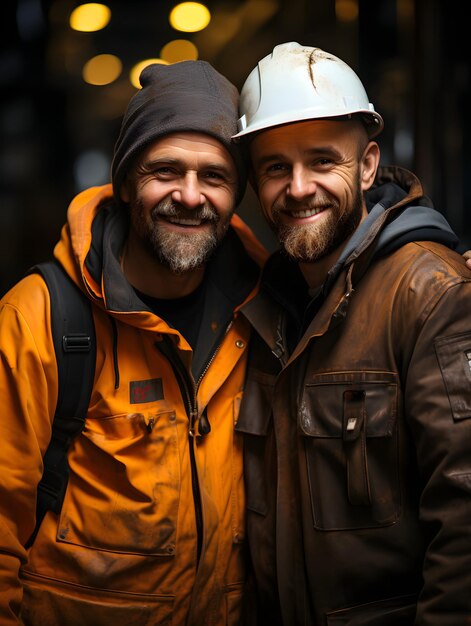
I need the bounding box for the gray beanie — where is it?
[111,60,247,205]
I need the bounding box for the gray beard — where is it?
[131,196,232,274]
[150,225,219,274]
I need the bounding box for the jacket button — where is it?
[235,339,245,349]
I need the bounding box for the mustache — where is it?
[272,197,337,218]
[151,197,218,222]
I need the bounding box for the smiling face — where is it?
[121,132,238,274]
[250,119,379,264]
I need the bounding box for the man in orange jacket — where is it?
[0,60,266,625]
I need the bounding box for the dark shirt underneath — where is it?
[135,281,206,350]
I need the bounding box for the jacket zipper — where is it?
[188,321,235,558]
[196,320,234,389]
[158,323,234,565]
[158,336,203,562]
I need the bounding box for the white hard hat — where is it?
[233,42,384,140]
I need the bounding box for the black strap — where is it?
[25,260,96,548]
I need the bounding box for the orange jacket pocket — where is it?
[58,410,180,556]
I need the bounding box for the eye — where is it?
[265,162,289,176]
[153,166,177,178]
[314,157,334,168]
[201,169,229,185]
[205,170,224,180]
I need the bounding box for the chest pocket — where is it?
[58,409,180,556]
[299,372,400,530]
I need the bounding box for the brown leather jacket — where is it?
[237,167,471,625]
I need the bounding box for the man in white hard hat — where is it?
[234,42,471,625]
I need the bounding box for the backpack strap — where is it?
[25,260,96,548]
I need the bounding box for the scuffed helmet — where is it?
[233,42,383,140]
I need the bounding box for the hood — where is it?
[323,165,459,291]
[53,185,136,315]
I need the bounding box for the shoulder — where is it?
[369,242,471,326]
[361,241,471,319]
[0,273,54,363]
[1,272,51,322]
[379,241,471,287]
[411,241,471,276]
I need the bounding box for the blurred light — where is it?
[130,58,169,89]
[74,150,110,190]
[70,3,111,32]
[82,54,122,86]
[160,39,198,63]
[335,0,358,22]
[169,2,211,32]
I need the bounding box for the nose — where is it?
[287,165,317,201]
[171,172,205,208]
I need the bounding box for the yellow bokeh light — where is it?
[70,3,111,32]
[130,59,169,89]
[82,54,122,86]
[160,39,198,63]
[169,2,211,33]
[335,0,358,22]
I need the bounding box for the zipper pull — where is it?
[189,409,197,437]
[146,415,155,433]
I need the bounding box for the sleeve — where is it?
[404,279,471,622]
[0,275,58,624]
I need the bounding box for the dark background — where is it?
[1,0,469,292]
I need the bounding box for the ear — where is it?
[360,141,380,191]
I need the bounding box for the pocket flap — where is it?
[435,332,471,421]
[299,373,398,437]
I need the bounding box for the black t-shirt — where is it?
[135,281,206,349]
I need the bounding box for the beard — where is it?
[271,181,364,263]
[130,196,234,274]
